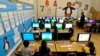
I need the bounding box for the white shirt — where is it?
[21,47,34,56]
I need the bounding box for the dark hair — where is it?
[41,40,47,47]
[69,28,73,31]
[88,42,95,54]
[67,2,71,5]
[23,41,29,47]
[4,37,7,40]
[33,27,37,30]
[46,28,50,32]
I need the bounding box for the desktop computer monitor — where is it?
[58,33,71,40]
[59,19,64,23]
[42,32,52,41]
[65,24,73,28]
[51,19,56,23]
[21,32,34,41]
[32,22,39,28]
[77,33,91,42]
[45,23,51,28]
[56,24,62,29]
[45,19,50,23]
[88,19,94,24]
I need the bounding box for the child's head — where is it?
[67,2,71,7]
[23,41,29,47]
[33,27,37,30]
[41,40,47,47]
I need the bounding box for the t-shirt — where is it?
[21,47,34,56]
[39,47,50,56]
[83,46,90,53]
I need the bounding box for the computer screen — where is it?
[59,19,64,23]
[42,32,52,41]
[65,24,73,28]
[56,24,62,29]
[58,33,71,40]
[88,19,94,24]
[45,19,50,23]
[52,17,56,19]
[21,33,34,41]
[51,19,56,23]
[77,33,91,42]
[32,22,39,28]
[45,23,51,28]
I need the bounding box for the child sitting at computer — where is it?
[39,40,52,56]
[21,41,35,56]
[83,42,96,56]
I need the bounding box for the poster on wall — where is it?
[1,12,8,21]
[3,37,10,54]
[14,27,19,34]
[15,18,19,26]
[4,21,11,32]
[10,19,16,28]
[13,11,18,18]
[19,17,22,24]
[14,34,20,43]
[0,22,4,36]
[8,12,14,19]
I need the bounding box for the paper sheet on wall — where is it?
[4,21,10,32]
[8,12,14,19]
[19,17,22,24]
[1,12,8,21]
[14,11,18,18]
[15,18,19,26]
[16,3,22,10]
[10,19,16,28]
[14,34,20,43]
[0,23,4,36]
[14,27,19,34]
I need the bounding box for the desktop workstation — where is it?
[15,17,93,56]
[16,31,91,56]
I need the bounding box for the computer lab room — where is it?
[0,0,100,56]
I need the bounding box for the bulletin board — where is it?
[0,1,34,56]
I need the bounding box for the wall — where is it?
[93,0,100,11]
[33,0,94,19]
[0,1,34,56]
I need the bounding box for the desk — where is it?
[55,41,83,52]
[18,41,56,52]
[31,29,68,33]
